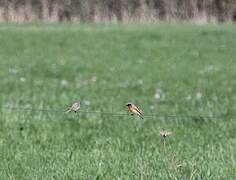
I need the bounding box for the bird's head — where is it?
[126,103,132,107]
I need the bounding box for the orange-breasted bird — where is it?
[160,131,173,138]
[66,101,81,113]
[126,103,143,119]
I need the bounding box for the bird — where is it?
[66,101,81,113]
[160,131,173,138]
[126,103,143,119]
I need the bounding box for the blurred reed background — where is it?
[0,0,235,23]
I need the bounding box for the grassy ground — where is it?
[0,24,236,179]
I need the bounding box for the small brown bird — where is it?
[126,103,143,119]
[66,101,81,113]
[160,131,173,138]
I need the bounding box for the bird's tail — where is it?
[138,114,144,119]
[66,109,71,113]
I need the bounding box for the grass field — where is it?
[0,24,236,179]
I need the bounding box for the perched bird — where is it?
[66,101,81,113]
[160,131,173,138]
[126,103,143,119]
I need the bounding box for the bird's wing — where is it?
[133,104,143,115]
[71,104,76,109]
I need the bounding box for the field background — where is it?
[0,24,236,179]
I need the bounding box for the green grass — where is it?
[0,24,236,179]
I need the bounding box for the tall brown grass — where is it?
[0,0,235,23]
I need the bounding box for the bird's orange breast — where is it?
[128,106,133,112]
